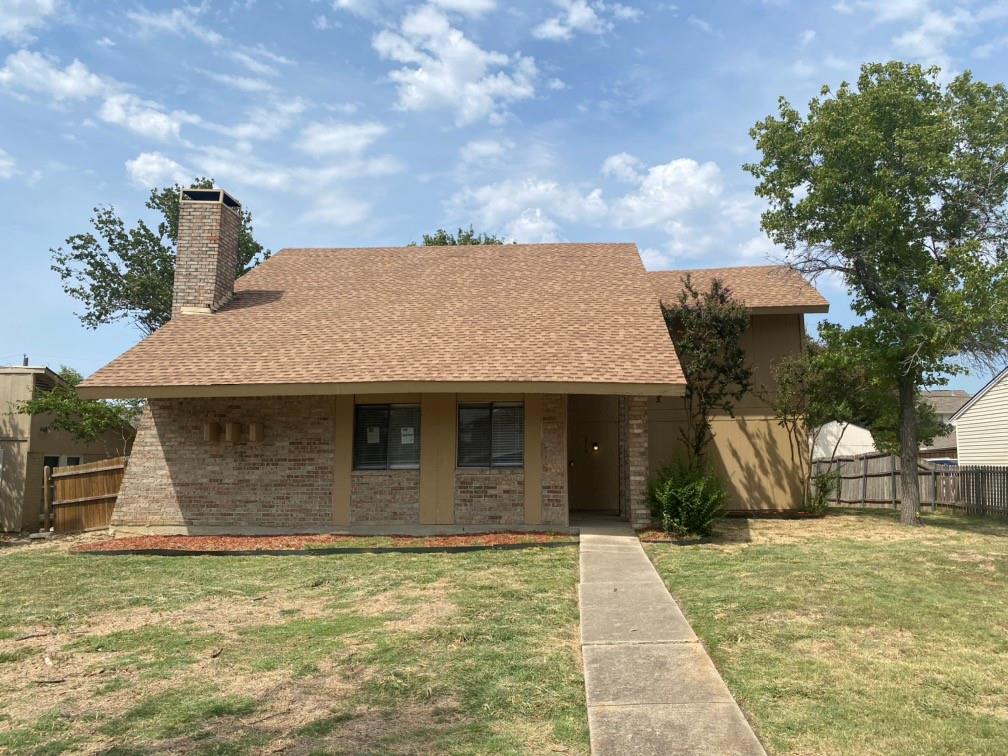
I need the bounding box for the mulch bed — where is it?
[72,532,576,554]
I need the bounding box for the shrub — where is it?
[804,471,838,516]
[648,461,725,537]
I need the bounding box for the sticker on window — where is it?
[367,426,381,444]
[401,427,415,445]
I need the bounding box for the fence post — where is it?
[890,455,899,509]
[42,465,52,531]
[931,469,937,512]
[860,457,868,507]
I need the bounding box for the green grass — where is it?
[0,538,587,754]
[643,508,1008,755]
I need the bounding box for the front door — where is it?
[567,395,619,513]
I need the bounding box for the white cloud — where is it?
[373,5,536,125]
[533,0,611,40]
[313,14,337,30]
[127,5,223,45]
[99,93,201,141]
[687,15,719,36]
[450,178,606,231]
[429,0,496,16]
[799,28,816,46]
[449,154,744,263]
[296,121,387,156]
[0,50,106,101]
[611,4,643,21]
[0,147,16,179]
[459,137,513,165]
[225,48,291,76]
[0,0,59,43]
[505,208,561,242]
[128,5,291,76]
[125,151,190,186]
[600,152,642,182]
[201,70,275,93]
[547,77,567,90]
[300,194,372,225]
[222,98,308,143]
[832,0,1002,72]
[611,158,722,228]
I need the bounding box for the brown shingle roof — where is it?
[649,265,828,313]
[80,243,686,398]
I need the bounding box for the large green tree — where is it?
[769,331,947,508]
[18,367,139,457]
[52,178,269,336]
[747,61,1008,525]
[410,226,505,246]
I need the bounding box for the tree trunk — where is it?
[898,373,921,526]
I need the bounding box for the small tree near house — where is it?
[661,275,753,463]
[747,61,1008,525]
[18,367,139,457]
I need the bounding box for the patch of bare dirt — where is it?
[0,530,111,557]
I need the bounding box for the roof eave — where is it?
[78,379,688,401]
[748,304,829,315]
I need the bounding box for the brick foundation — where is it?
[454,469,525,525]
[350,470,420,523]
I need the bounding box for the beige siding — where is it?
[955,375,1008,465]
[648,313,806,511]
[1,369,134,531]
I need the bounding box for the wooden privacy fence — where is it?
[43,457,126,532]
[812,453,1008,516]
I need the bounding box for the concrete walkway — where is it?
[576,515,765,755]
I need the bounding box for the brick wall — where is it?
[541,394,568,525]
[172,199,240,316]
[454,469,525,525]
[619,395,651,529]
[112,396,333,529]
[350,471,419,523]
[114,393,572,532]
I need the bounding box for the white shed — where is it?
[812,421,878,460]
[951,366,1008,465]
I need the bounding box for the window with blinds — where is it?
[457,402,524,468]
[353,404,420,470]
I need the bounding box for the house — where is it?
[0,364,134,531]
[920,389,970,460]
[950,367,1008,465]
[79,188,828,534]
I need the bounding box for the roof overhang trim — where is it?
[79,380,688,400]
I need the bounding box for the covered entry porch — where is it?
[566,394,651,529]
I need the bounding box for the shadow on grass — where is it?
[831,504,1008,537]
[75,540,579,558]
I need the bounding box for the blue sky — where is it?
[1,0,1006,392]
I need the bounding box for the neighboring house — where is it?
[79,188,828,533]
[812,421,878,460]
[920,389,970,460]
[0,365,134,532]
[950,367,1008,465]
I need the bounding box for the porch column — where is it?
[619,395,651,529]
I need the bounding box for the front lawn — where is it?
[0,535,587,754]
[643,509,1008,755]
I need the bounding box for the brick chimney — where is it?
[172,188,241,317]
